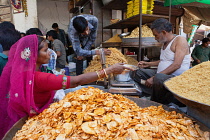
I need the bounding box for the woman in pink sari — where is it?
[0,35,132,138]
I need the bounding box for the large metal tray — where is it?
[122,37,162,47]
[102,42,121,48]
[3,92,210,139]
[164,79,210,129]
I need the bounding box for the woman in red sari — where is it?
[0,35,131,138]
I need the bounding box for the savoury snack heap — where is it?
[165,61,210,106]
[14,87,209,140]
[84,48,127,74]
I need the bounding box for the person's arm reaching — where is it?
[138,60,160,68]
[35,63,134,91]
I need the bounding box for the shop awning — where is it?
[164,0,210,7]
[163,0,210,33]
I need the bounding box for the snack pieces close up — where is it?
[165,61,210,106]
[13,87,209,140]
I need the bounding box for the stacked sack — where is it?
[147,0,154,14]
[133,0,147,16]
[126,1,134,18]
[126,0,154,18]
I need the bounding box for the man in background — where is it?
[47,30,66,69]
[52,23,68,48]
[191,38,210,66]
[0,28,21,75]
[0,21,17,53]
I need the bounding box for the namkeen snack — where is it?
[84,48,127,74]
[106,34,122,42]
[124,25,154,38]
[14,87,209,140]
[124,55,138,66]
[165,61,210,106]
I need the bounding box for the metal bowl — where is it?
[114,64,138,82]
[115,70,131,82]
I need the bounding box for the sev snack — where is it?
[124,24,154,38]
[84,48,127,74]
[124,55,138,66]
[106,34,122,42]
[165,61,210,106]
[13,87,209,140]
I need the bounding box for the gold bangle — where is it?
[103,69,108,78]
[99,69,105,78]
[96,71,100,79]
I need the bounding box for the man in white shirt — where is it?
[130,18,190,105]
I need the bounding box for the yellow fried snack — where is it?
[84,48,128,80]
[13,87,209,140]
[106,34,122,42]
[165,61,210,106]
[124,24,154,38]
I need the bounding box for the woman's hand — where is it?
[138,61,150,68]
[196,59,201,64]
[106,63,134,74]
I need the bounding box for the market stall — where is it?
[2,1,210,139]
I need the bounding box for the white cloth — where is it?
[53,89,66,101]
[157,35,191,76]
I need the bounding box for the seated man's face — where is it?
[81,26,90,36]
[152,29,167,44]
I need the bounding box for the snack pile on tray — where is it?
[165,61,210,106]
[14,87,209,140]
[124,25,154,38]
[84,48,127,73]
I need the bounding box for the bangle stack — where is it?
[95,69,108,79]
[62,75,67,90]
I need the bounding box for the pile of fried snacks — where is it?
[124,25,154,38]
[106,34,122,42]
[84,48,127,72]
[14,87,209,140]
[124,55,138,66]
[165,61,210,106]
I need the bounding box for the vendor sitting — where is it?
[130,18,191,105]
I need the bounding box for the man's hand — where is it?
[145,76,154,88]
[95,49,111,55]
[138,61,150,68]
[196,59,201,64]
[104,49,111,55]
[77,56,83,60]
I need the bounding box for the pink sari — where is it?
[0,35,53,138]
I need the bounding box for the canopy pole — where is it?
[138,0,142,61]
[169,0,172,22]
